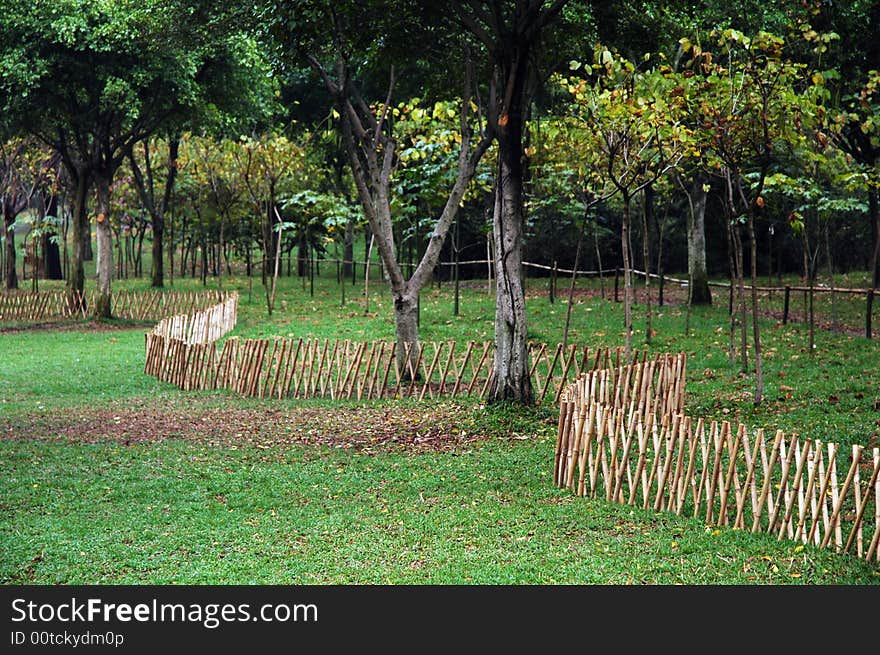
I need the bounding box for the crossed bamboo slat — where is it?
[146,327,671,407]
[555,363,880,562]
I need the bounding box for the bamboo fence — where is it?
[145,331,654,404]
[554,364,880,562]
[0,289,233,324]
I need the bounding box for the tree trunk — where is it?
[870,187,879,289]
[393,291,421,381]
[733,223,748,372]
[622,195,633,359]
[487,130,533,404]
[343,216,354,279]
[82,217,93,261]
[746,214,763,404]
[94,174,113,319]
[42,195,63,280]
[688,173,712,305]
[642,184,653,344]
[3,205,17,290]
[67,170,88,308]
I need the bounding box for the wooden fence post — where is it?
[867,289,874,339]
[783,286,791,324]
[614,268,620,303]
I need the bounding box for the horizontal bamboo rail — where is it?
[555,363,880,562]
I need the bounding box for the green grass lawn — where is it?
[2,269,879,584]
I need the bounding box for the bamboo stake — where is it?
[419,342,444,402]
[704,421,726,525]
[735,429,763,530]
[764,433,799,536]
[643,419,665,510]
[437,341,456,396]
[566,402,588,491]
[653,415,680,512]
[852,445,863,557]
[752,430,785,533]
[578,403,598,497]
[777,438,812,540]
[279,338,302,399]
[822,447,863,550]
[843,450,879,555]
[676,418,700,516]
[795,441,822,543]
[450,341,475,398]
[715,422,741,527]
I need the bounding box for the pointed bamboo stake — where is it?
[666,416,689,513]
[553,402,569,487]
[735,428,763,530]
[843,449,879,555]
[852,445,864,557]
[627,419,649,506]
[261,339,280,398]
[553,344,579,404]
[605,411,624,502]
[654,414,680,512]
[537,343,563,405]
[717,423,743,527]
[281,338,303,399]
[777,438,812,540]
[874,448,879,561]
[822,447,862,550]
[578,402,598,497]
[676,418,700,516]
[450,341,475,398]
[643,419,666,510]
[795,441,823,544]
[419,342,444,401]
[704,421,726,525]
[809,443,834,547]
[589,407,606,498]
[612,416,636,504]
[764,433,799,536]
[566,402,588,491]
[437,341,456,396]
[529,343,548,398]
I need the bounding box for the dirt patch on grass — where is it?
[0,402,537,454]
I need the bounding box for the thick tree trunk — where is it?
[688,173,712,305]
[94,175,113,319]
[42,195,63,280]
[83,217,93,262]
[393,290,421,381]
[3,206,17,290]
[67,171,88,308]
[151,217,164,288]
[42,233,62,280]
[487,131,533,404]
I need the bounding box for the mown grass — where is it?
[3,430,877,584]
[2,267,879,584]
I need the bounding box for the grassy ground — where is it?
[2,266,879,584]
